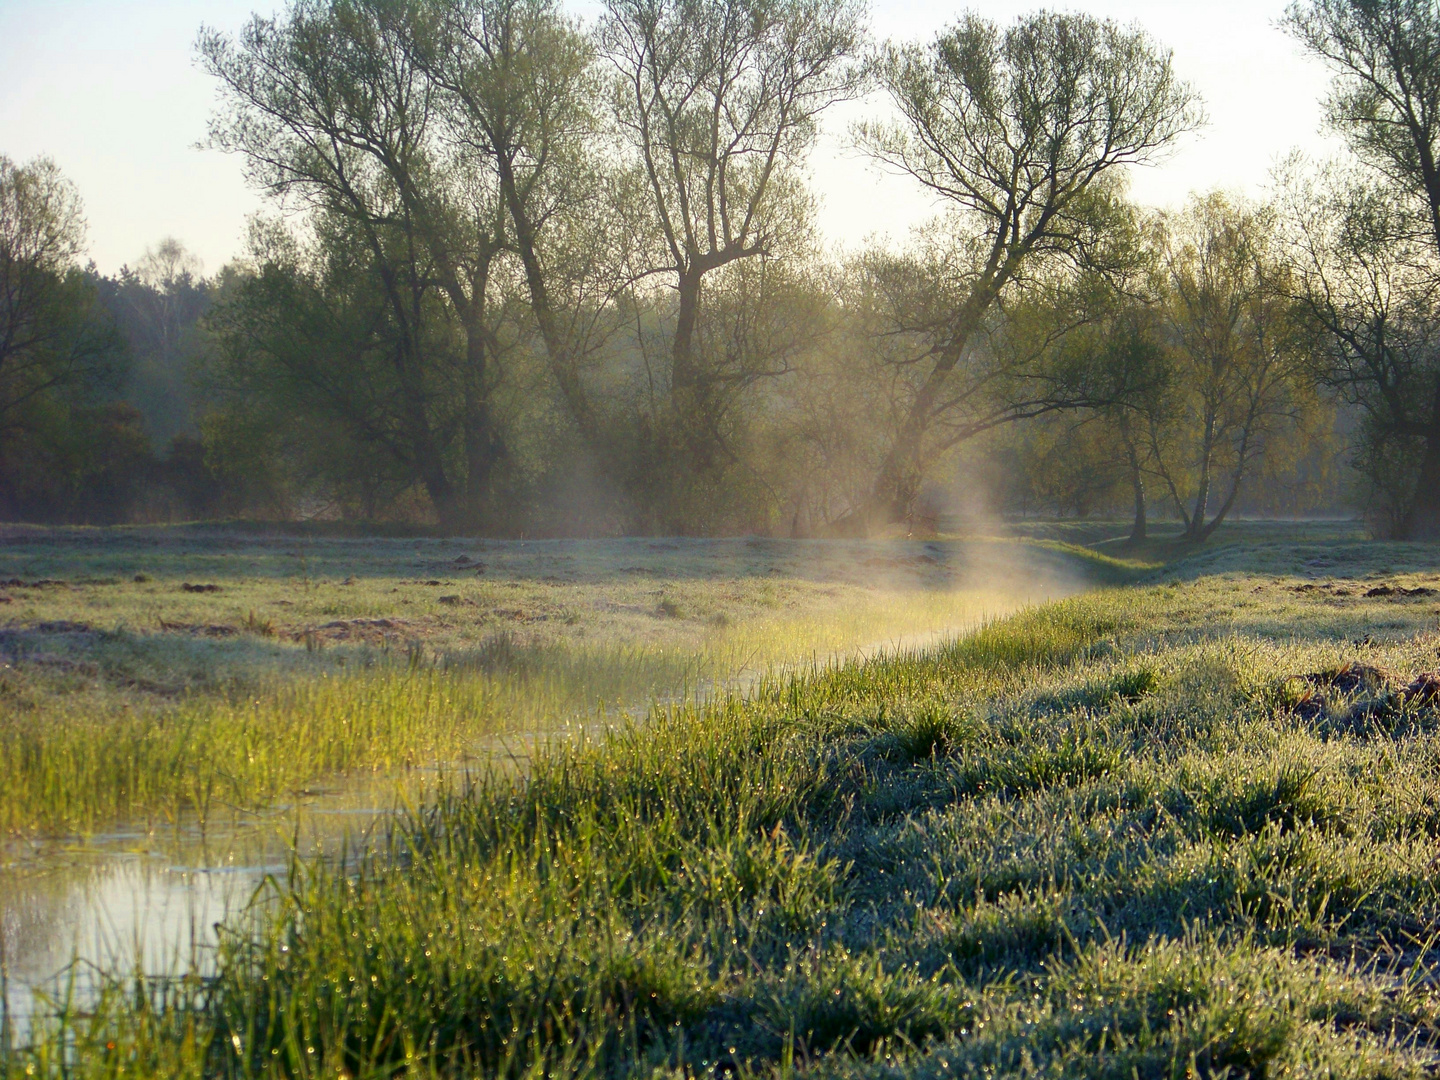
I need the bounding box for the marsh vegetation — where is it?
[0,528,1083,835]
[0,526,1080,1037]
[4,522,1440,1076]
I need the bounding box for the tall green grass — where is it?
[0,639,701,835]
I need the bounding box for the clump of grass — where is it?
[754,949,971,1057]
[241,610,275,638]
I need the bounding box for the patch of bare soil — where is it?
[31,621,96,635]
[157,620,239,637]
[1401,671,1440,707]
[1287,662,1440,731]
[1290,582,1355,597]
[1289,580,1439,601]
[295,617,416,644]
[1363,584,1438,598]
[1305,662,1393,695]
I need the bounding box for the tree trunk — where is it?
[0,444,16,522]
[1129,465,1148,544]
[415,448,459,530]
[1120,419,1146,544]
[866,331,973,531]
[460,324,502,534]
[671,271,701,401]
[1195,475,1242,543]
[864,279,1008,531]
[498,164,600,446]
[390,338,458,531]
[367,245,460,530]
[1187,414,1216,541]
[1401,380,1440,540]
[668,269,725,482]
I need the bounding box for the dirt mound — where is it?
[1363,584,1437,598]
[32,620,95,634]
[1303,663,1392,695]
[299,617,415,644]
[1289,664,1440,732]
[1401,672,1440,707]
[158,620,238,637]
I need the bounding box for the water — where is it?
[0,735,548,1035]
[2,778,389,1031]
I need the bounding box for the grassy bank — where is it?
[10,529,1440,1076]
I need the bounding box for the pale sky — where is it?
[0,0,1343,276]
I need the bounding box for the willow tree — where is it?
[200,0,518,530]
[419,0,616,448]
[855,11,1200,528]
[599,0,865,514]
[1285,0,1440,538]
[1147,194,1314,543]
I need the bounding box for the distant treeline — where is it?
[3,0,1438,539]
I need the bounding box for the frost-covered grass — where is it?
[10,523,1440,1076]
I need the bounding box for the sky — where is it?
[0,0,1344,276]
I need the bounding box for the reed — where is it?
[0,579,1047,835]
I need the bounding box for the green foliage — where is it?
[0,6,1375,536]
[2,0,1430,538]
[1283,1,1440,539]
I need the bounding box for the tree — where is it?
[417,0,618,455]
[853,11,1200,528]
[104,238,211,446]
[1284,0,1440,537]
[1277,159,1440,535]
[200,0,518,530]
[0,156,123,516]
[1067,301,1170,543]
[1147,194,1313,543]
[599,0,865,511]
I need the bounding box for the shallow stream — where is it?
[0,538,1087,1037]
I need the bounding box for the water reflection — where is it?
[1,782,385,1032]
[0,739,550,1037]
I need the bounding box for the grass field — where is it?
[9,522,1440,1076]
[0,527,1083,834]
